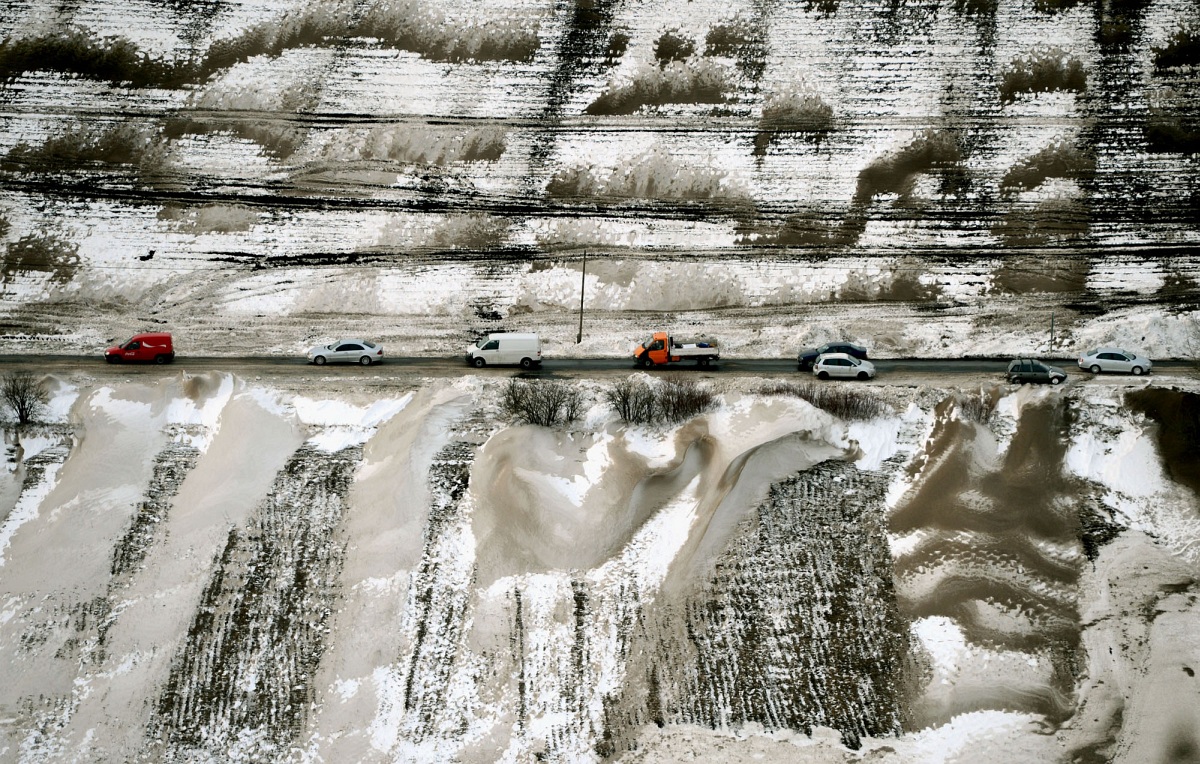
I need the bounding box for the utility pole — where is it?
[576,250,587,344]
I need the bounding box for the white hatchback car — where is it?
[1077,348,1151,376]
[307,339,384,366]
[813,353,877,380]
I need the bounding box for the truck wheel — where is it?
[637,356,652,369]
[359,356,372,366]
[314,356,327,366]
[472,357,486,368]
[817,371,830,380]
[520,357,533,370]
[155,354,170,365]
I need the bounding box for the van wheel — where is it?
[359,356,372,366]
[155,354,169,365]
[817,371,830,380]
[520,357,533,370]
[1131,366,1144,376]
[314,356,326,366]
[472,357,486,368]
[857,371,868,381]
[106,355,119,364]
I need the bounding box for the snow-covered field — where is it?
[2,0,1200,759]
[1,371,1198,762]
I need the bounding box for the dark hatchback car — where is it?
[1007,358,1067,385]
[798,342,868,370]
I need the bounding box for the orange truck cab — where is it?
[105,332,175,364]
[634,331,719,368]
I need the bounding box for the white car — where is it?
[813,353,876,381]
[1077,348,1151,376]
[307,339,384,366]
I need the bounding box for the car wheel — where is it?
[857,371,868,381]
[1008,376,1019,384]
[817,371,830,380]
[1051,376,1062,385]
[360,356,372,366]
[472,356,486,368]
[313,356,326,366]
[520,357,533,370]
[105,355,118,364]
[155,354,169,364]
[1089,364,1101,374]
[1131,366,1144,376]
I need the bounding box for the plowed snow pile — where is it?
[2,372,1198,762]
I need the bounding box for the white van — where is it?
[466,332,543,369]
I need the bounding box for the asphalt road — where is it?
[1,355,1194,381]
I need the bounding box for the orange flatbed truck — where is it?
[634,332,720,368]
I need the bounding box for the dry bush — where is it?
[657,376,717,423]
[585,59,729,115]
[605,376,716,424]
[759,381,889,421]
[1000,142,1095,193]
[956,390,996,424]
[654,30,696,66]
[754,91,834,156]
[1154,26,1200,71]
[500,379,583,427]
[999,47,1086,104]
[3,122,168,174]
[853,130,961,202]
[2,371,47,425]
[603,378,658,424]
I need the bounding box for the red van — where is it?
[104,332,175,364]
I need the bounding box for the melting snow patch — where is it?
[0,460,64,567]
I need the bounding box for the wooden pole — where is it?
[577,250,586,344]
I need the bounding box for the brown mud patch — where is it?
[1126,387,1200,496]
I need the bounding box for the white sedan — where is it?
[1077,348,1151,375]
[307,339,384,366]
[813,352,877,380]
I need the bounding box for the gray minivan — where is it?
[466,332,542,369]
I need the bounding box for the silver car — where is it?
[813,352,876,380]
[307,339,384,366]
[1077,348,1151,376]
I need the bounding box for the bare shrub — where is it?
[956,390,996,424]
[1000,142,1095,193]
[754,91,835,156]
[853,130,961,203]
[654,31,696,66]
[1154,26,1200,71]
[603,378,657,424]
[704,18,756,56]
[604,376,716,424]
[585,59,729,115]
[999,47,1086,104]
[657,376,717,423]
[759,381,889,421]
[2,371,47,425]
[3,122,168,174]
[500,379,583,427]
